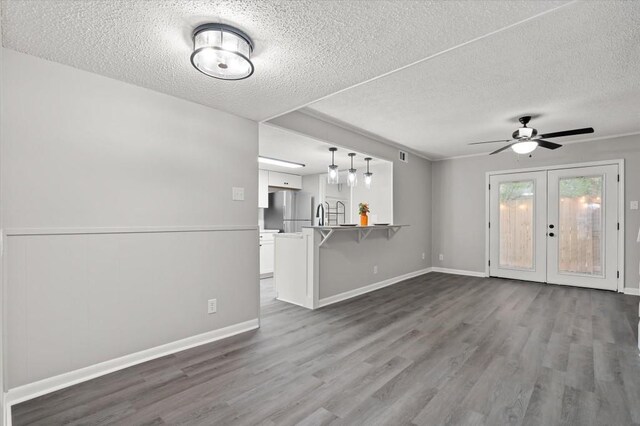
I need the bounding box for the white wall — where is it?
[431,134,640,290]
[269,111,432,297]
[1,49,259,389]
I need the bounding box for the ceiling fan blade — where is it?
[537,140,562,150]
[490,143,515,155]
[539,127,594,139]
[468,139,512,145]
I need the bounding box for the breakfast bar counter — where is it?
[304,224,408,247]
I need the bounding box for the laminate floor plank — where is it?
[11,274,640,426]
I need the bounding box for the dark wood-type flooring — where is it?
[13,273,640,425]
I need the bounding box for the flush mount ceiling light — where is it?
[190,23,254,80]
[347,153,357,188]
[327,147,339,184]
[511,141,538,154]
[363,157,373,189]
[258,156,305,169]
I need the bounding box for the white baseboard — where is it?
[430,267,487,278]
[624,287,640,296]
[317,268,431,308]
[3,392,9,426]
[5,318,259,409]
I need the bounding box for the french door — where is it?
[489,171,547,282]
[489,164,619,291]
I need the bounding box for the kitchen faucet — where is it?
[316,203,325,227]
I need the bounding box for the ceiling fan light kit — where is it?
[512,141,538,155]
[469,115,594,156]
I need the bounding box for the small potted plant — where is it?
[359,203,370,226]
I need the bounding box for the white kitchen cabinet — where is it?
[259,232,275,276]
[258,169,269,208]
[268,171,302,189]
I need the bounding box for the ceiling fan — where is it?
[469,116,594,155]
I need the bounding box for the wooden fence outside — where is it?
[499,197,602,274]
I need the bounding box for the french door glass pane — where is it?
[499,181,534,270]
[558,176,603,276]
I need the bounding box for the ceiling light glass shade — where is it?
[191,23,254,80]
[512,141,538,154]
[327,165,339,184]
[347,153,357,187]
[327,147,339,184]
[348,169,357,187]
[258,156,304,169]
[364,172,373,188]
[363,157,373,189]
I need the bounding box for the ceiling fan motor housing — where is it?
[513,127,537,139]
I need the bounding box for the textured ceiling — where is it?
[305,1,640,159]
[259,124,384,176]
[1,0,568,122]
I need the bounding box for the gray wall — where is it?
[432,134,640,290]
[1,49,259,388]
[269,111,432,298]
[351,162,393,224]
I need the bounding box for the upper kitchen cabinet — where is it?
[268,171,302,190]
[259,169,269,208]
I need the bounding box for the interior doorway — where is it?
[488,162,622,291]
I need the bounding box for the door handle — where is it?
[549,224,555,229]
[548,233,555,237]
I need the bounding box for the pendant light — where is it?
[347,153,357,187]
[327,147,339,184]
[190,23,254,80]
[364,157,373,188]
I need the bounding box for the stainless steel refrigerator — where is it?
[264,191,313,233]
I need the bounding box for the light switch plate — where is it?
[232,187,245,201]
[631,200,638,210]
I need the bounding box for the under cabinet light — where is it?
[258,156,305,169]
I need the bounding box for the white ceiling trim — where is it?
[261,1,576,124]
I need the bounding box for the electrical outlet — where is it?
[439,254,444,261]
[207,299,217,314]
[373,265,378,274]
[422,252,426,260]
[631,201,639,210]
